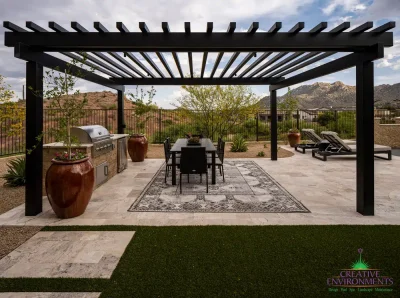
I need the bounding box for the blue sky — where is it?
[0,0,399,108]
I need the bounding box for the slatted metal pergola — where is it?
[3,20,395,217]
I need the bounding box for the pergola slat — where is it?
[275,52,335,77]
[219,23,259,78]
[268,22,282,33]
[172,52,184,78]
[371,21,396,33]
[351,22,373,33]
[247,52,288,77]
[161,22,183,78]
[210,22,236,78]
[228,52,256,78]
[117,22,129,33]
[185,23,193,78]
[201,23,213,78]
[156,52,175,78]
[219,52,239,78]
[48,21,68,33]
[238,52,272,78]
[270,44,383,91]
[124,52,156,78]
[329,22,350,33]
[188,52,194,78]
[93,22,143,77]
[265,52,320,78]
[71,21,89,33]
[288,22,304,33]
[61,52,118,77]
[108,52,142,77]
[138,22,166,78]
[26,22,48,32]
[257,52,304,77]
[3,21,28,32]
[94,22,109,33]
[206,22,213,33]
[201,52,208,78]
[309,22,327,34]
[80,52,128,77]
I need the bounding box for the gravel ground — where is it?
[146,142,294,159]
[0,226,42,259]
[0,155,25,215]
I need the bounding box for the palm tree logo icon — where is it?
[351,248,369,270]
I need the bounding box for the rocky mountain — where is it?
[260,81,400,109]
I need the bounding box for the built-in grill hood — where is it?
[70,125,113,157]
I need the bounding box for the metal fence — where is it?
[1,107,399,156]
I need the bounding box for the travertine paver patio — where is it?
[0,231,134,278]
[0,146,399,225]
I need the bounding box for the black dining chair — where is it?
[179,147,208,194]
[208,140,225,182]
[163,139,180,183]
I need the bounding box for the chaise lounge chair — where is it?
[295,129,356,154]
[312,131,392,161]
[295,129,323,153]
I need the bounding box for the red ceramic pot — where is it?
[287,132,301,147]
[46,157,94,219]
[128,134,148,162]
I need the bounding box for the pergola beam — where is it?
[270,44,383,91]
[5,32,393,52]
[247,52,287,77]
[110,77,284,85]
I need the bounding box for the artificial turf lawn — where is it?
[0,225,399,297]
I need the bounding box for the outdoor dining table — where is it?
[170,138,217,185]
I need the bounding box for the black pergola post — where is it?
[117,89,125,134]
[270,89,278,160]
[356,60,374,215]
[25,61,43,216]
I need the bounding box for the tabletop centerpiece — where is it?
[187,136,201,146]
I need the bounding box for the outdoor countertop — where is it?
[110,134,129,140]
[43,142,93,148]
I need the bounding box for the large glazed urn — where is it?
[46,157,94,219]
[287,132,301,147]
[128,134,148,162]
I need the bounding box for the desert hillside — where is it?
[260,81,400,109]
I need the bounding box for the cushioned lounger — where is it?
[295,129,322,153]
[312,131,392,161]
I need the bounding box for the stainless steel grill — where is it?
[70,125,113,158]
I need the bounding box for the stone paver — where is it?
[0,294,100,298]
[0,147,399,225]
[0,231,134,278]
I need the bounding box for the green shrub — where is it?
[230,135,248,152]
[257,151,265,157]
[1,157,26,187]
[317,112,335,126]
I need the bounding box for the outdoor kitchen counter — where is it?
[110,134,129,140]
[42,135,129,193]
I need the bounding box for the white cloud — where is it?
[322,0,367,15]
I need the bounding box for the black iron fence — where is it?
[1,108,399,156]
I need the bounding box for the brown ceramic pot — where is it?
[46,157,94,219]
[287,132,301,147]
[128,134,148,162]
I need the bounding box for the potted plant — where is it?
[38,59,95,219]
[127,86,157,162]
[287,128,301,147]
[187,136,201,146]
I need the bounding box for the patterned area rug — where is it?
[128,160,309,213]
